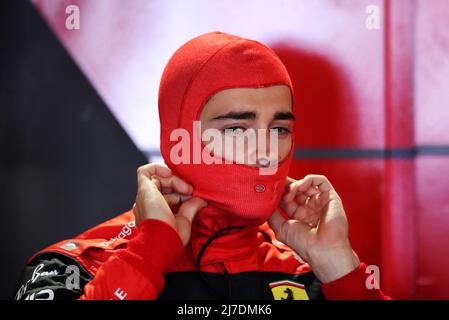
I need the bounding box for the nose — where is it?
[256,157,271,168]
[243,127,280,168]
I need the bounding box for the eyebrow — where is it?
[273,111,296,121]
[212,111,256,120]
[211,111,295,121]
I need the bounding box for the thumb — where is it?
[268,210,311,258]
[175,197,208,246]
[268,209,287,237]
[177,197,208,224]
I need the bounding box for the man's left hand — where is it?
[269,174,360,283]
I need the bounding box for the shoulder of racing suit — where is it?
[14,210,136,300]
[14,209,325,300]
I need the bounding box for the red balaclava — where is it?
[158,32,294,232]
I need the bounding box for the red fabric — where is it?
[322,263,391,300]
[80,219,183,300]
[158,31,294,227]
[33,209,389,299]
[116,219,184,290]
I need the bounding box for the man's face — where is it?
[199,85,294,167]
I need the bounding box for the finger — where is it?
[302,191,331,214]
[294,193,309,205]
[180,195,192,202]
[140,176,163,195]
[268,210,287,236]
[137,163,172,180]
[284,176,296,189]
[164,193,193,207]
[157,175,193,195]
[177,197,208,224]
[161,186,174,194]
[287,183,320,199]
[137,174,162,195]
[175,197,207,245]
[284,178,317,202]
[281,191,317,219]
[269,211,311,251]
[290,205,316,223]
[303,186,321,197]
[296,204,321,225]
[283,181,299,202]
[315,191,331,208]
[280,198,298,217]
[150,176,162,190]
[286,176,296,184]
[164,193,182,207]
[284,175,333,205]
[297,175,333,193]
[281,192,319,223]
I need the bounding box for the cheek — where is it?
[201,130,235,161]
[200,128,292,165]
[277,137,293,161]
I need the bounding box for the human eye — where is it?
[270,126,291,136]
[222,126,246,136]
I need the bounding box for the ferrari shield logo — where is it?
[269,280,309,300]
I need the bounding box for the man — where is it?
[15,32,388,300]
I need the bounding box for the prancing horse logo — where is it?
[269,280,309,300]
[281,287,294,300]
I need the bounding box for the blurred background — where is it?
[1,0,448,299]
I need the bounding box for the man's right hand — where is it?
[133,163,208,246]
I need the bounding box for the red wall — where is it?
[414,0,449,299]
[283,0,449,299]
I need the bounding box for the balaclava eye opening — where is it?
[158,31,294,229]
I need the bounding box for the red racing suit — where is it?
[15,208,389,300]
